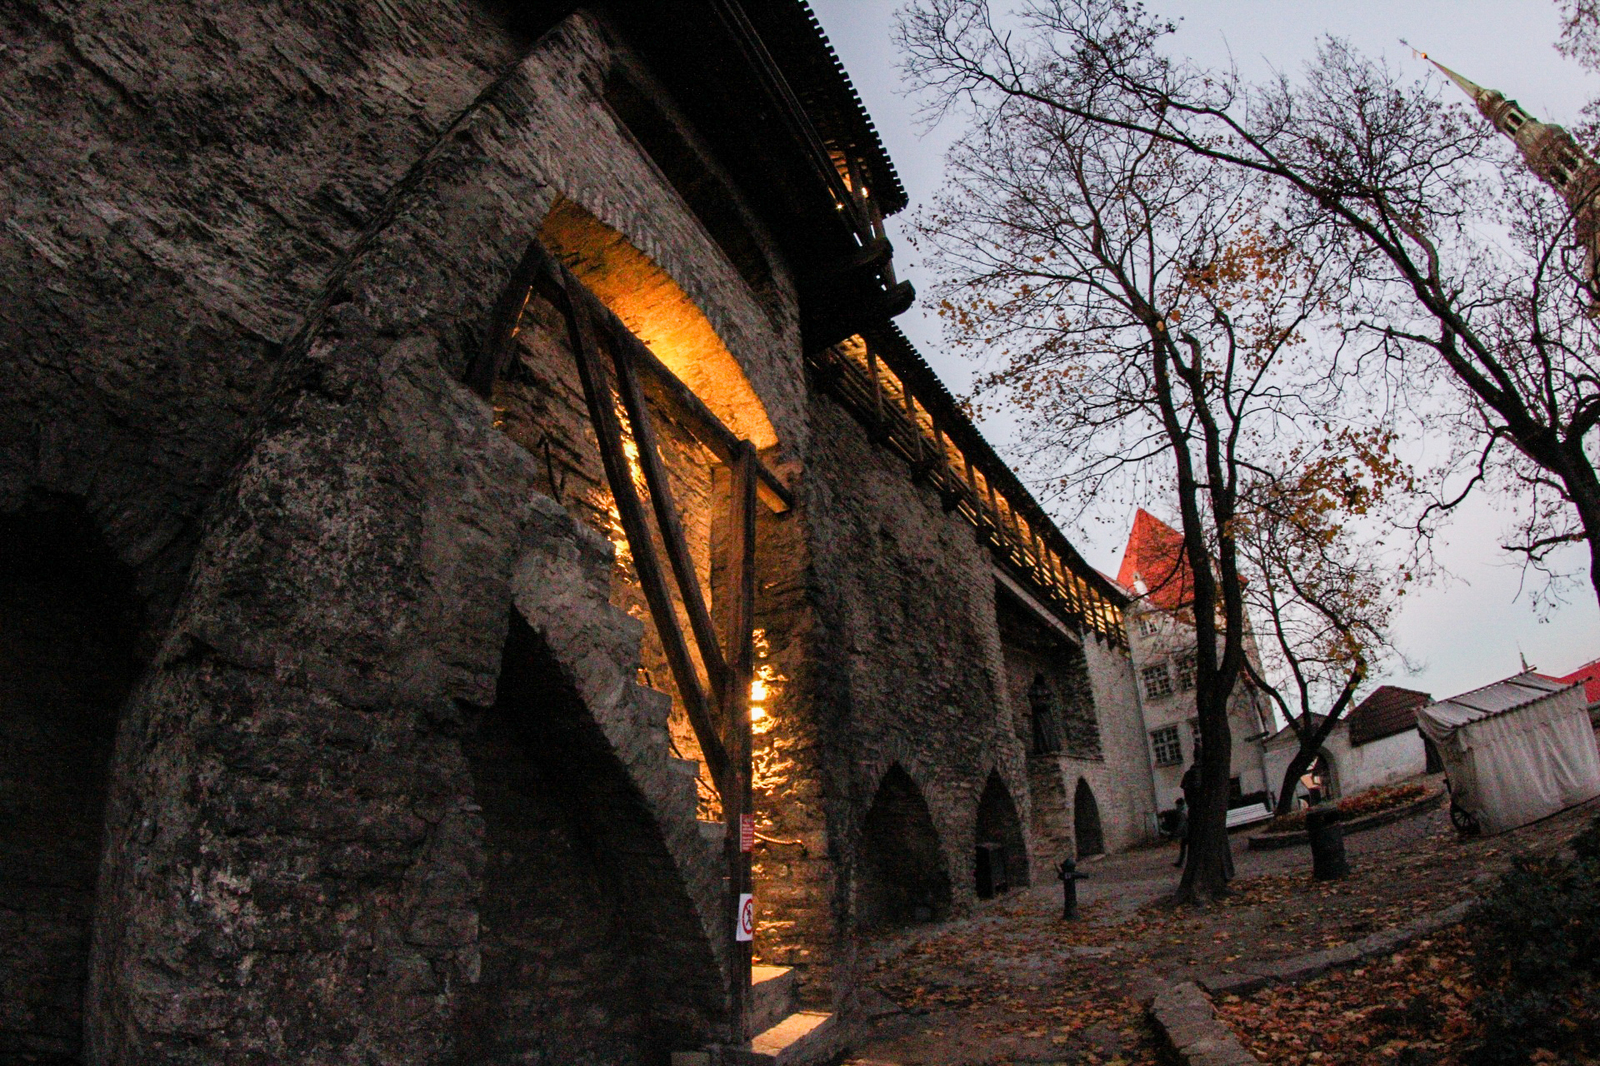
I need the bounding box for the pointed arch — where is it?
[454,608,720,1062]
[0,498,141,1063]
[538,196,778,449]
[974,770,1029,896]
[1073,778,1105,858]
[858,764,951,930]
[1311,748,1341,801]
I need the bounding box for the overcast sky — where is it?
[810,0,1600,699]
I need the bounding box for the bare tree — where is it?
[1235,432,1417,815]
[899,0,1600,609]
[898,5,1390,899]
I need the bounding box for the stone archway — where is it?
[0,499,141,1064]
[1073,779,1105,858]
[453,608,717,1064]
[858,765,952,930]
[974,770,1029,897]
[1311,749,1341,801]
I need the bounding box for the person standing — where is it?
[1170,796,1189,867]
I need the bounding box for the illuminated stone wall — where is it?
[0,0,1155,1057]
[0,4,765,1059]
[758,390,1036,1003]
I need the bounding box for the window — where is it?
[1175,651,1197,692]
[1142,663,1173,700]
[1150,725,1183,766]
[1189,717,1201,747]
[1137,613,1162,637]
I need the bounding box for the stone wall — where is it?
[2,4,764,1060]
[0,0,1156,1057]
[766,390,1037,1001]
[995,593,1157,862]
[1082,639,1161,853]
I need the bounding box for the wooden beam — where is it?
[607,317,731,696]
[559,277,733,799]
[720,440,759,1043]
[625,329,794,514]
[866,340,888,445]
[465,242,545,398]
[476,240,792,514]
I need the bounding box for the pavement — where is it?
[843,778,1600,1066]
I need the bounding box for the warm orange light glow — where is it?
[539,198,779,450]
[750,706,767,722]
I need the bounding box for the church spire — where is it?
[1422,56,1488,105]
[1417,51,1600,291]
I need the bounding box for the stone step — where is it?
[667,757,701,816]
[748,965,798,1038]
[634,683,673,731]
[728,1011,842,1066]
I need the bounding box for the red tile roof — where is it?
[1546,656,1600,705]
[1115,508,1194,612]
[1346,685,1432,746]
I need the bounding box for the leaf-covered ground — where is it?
[845,785,1600,1066]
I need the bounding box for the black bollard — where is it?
[1305,807,1351,880]
[1056,856,1089,919]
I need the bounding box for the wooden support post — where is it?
[964,454,990,537]
[562,285,733,797]
[607,318,730,695]
[866,340,888,445]
[934,424,962,512]
[721,441,758,1045]
[986,476,1006,549]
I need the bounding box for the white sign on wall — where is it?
[736,893,753,942]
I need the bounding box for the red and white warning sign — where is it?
[736,893,754,942]
[739,813,754,853]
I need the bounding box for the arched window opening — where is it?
[858,765,951,930]
[995,590,1102,759]
[1073,779,1105,858]
[454,610,715,1064]
[0,500,140,1064]
[974,771,1029,898]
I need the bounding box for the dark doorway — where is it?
[858,765,951,929]
[973,771,1029,897]
[1073,779,1104,857]
[454,611,707,1065]
[0,500,140,1065]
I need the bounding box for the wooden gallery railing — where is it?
[467,240,791,1043]
[811,336,1127,650]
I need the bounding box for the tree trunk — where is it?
[1274,745,1319,817]
[1564,452,1600,613]
[1176,690,1235,902]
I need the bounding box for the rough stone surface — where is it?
[0,2,1159,1060]
[1198,899,1476,996]
[1148,982,1261,1066]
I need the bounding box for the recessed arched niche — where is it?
[538,196,778,451]
[857,765,951,930]
[0,499,141,1064]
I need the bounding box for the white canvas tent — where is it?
[1417,672,1600,835]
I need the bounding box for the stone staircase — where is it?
[666,756,844,1066]
[514,496,845,1064]
[735,965,843,1066]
